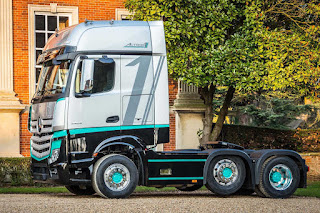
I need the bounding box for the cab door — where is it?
[67,55,121,134]
[120,55,155,145]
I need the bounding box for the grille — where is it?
[30,119,53,134]
[30,119,53,159]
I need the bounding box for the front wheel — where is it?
[92,154,138,198]
[65,185,96,195]
[206,156,246,196]
[257,156,300,198]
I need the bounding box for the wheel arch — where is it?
[203,149,255,189]
[251,150,307,188]
[92,135,146,185]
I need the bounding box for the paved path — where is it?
[0,191,319,213]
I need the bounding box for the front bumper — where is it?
[31,159,65,184]
[31,158,92,185]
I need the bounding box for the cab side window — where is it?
[75,59,115,94]
[91,60,115,94]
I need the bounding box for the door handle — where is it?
[106,116,119,123]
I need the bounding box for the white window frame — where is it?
[34,12,72,89]
[28,4,78,101]
[115,8,132,20]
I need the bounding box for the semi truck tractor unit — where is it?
[29,20,308,199]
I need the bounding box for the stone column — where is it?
[0,0,25,157]
[172,81,206,149]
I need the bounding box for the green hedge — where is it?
[0,158,33,186]
[218,124,320,152]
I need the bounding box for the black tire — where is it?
[254,186,266,197]
[235,188,255,196]
[176,185,203,192]
[205,156,246,196]
[65,185,96,195]
[92,154,138,198]
[257,156,300,198]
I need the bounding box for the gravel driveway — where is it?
[0,191,319,213]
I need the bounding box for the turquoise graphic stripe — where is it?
[31,154,49,161]
[56,97,65,103]
[31,139,62,161]
[31,151,49,161]
[149,177,204,181]
[50,140,62,157]
[69,124,169,135]
[148,159,206,163]
[30,139,47,161]
[52,130,68,139]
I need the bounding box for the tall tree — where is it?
[125,0,265,144]
[257,0,320,98]
[125,0,320,145]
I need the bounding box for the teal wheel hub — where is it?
[112,172,123,184]
[270,171,282,183]
[104,163,131,191]
[268,164,293,191]
[214,159,238,186]
[222,167,233,178]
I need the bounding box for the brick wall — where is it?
[14,0,125,156]
[164,78,178,151]
[13,0,178,156]
[301,153,320,182]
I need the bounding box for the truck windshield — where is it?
[35,61,70,96]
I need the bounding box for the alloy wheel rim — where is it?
[104,163,130,191]
[268,164,293,191]
[213,159,239,186]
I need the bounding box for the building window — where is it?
[28,4,78,101]
[34,13,71,89]
[115,9,132,21]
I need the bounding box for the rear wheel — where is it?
[176,185,202,192]
[206,156,246,196]
[92,154,138,198]
[65,185,95,195]
[257,156,300,198]
[254,186,266,197]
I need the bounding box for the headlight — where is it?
[48,149,60,164]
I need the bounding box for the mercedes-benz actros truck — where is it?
[29,20,308,199]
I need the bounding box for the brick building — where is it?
[0,0,205,157]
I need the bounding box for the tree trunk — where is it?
[210,86,235,141]
[200,83,216,146]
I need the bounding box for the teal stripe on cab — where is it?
[52,130,68,139]
[148,159,206,163]
[70,126,121,135]
[31,154,49,161]
[56,98,65,103]
[149,177,204,181]
[50,140,62,157]
[69,124,169,135]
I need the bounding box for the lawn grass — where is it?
[0,187,68,194]
[0,182,319,198]
[294,181,320,198]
